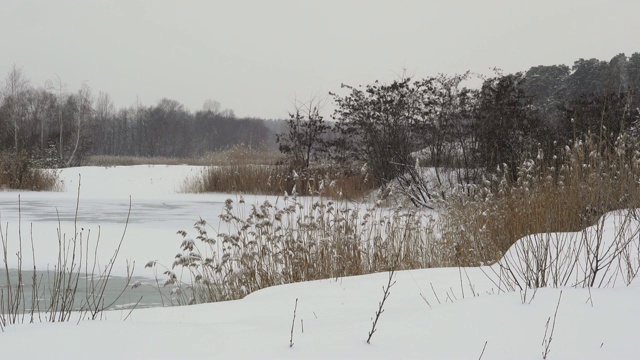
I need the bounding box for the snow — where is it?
[1,165,639,359]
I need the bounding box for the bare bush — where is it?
[0,151,60,191]
[490,210,640,293]
[0,182,132,328]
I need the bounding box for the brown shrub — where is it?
[0,152,60,191]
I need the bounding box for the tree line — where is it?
[0,66,278,167]
[2,52,639,179]
[278,52,640,191]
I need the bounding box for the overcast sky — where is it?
[1,0,639,119]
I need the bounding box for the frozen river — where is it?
[0,165,276,309]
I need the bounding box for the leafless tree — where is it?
[66,82,93,166]
[277,98,330,170]
[202,98,221,114]
[25,87,56,151]
[50,75,68,157]
[3,64,30,152]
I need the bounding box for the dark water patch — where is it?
[0,269,177,312]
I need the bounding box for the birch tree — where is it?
[66,82,93,166]
[3,65,30,152]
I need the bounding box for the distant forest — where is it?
[0,52,639,168]
[0,72,286,166]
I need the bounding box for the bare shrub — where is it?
[366,269,396,344]
[491,209,640,293]
[0,151,60,191]
[0,182,132,329]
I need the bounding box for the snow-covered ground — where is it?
[1,165,639,359]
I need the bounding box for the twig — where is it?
[449,287,458,301]
[462,267,477,297]
[86,197,133,320]
[526,286,538,305]
[407,269,431,308]
[123,296,144,322]
[367,269,396,344]
[586,285,594,307]
[289,298,298,347]
[542,290,563,359]
[419,292,432,309]
[478,341,488,360]
[430,282,441,305]
[458,267,465,299]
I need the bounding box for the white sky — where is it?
[1,0,639,119]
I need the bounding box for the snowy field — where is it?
[1,165,640,359]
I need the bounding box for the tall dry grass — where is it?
[203,143,284,166]
[84,144,284,167]
[149,195,441,304]
[180,143,377,199]
[183,165,376,200]
[441,134,640,265]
